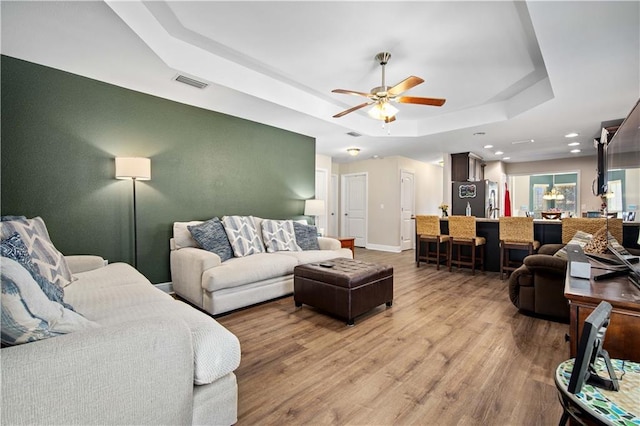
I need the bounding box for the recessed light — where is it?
[484,144,493,149]
[495,151,504,155]
[503,157,511,160]
[568,142,580,146]
[570,149,581,153]
[565,132,579,138]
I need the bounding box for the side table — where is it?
[328,236,356,258]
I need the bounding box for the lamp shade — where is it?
[115,157,151,180]
[304,199,325,216]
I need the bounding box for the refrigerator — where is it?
[452,180,499,218]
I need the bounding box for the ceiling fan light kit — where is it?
[331,52,446,122]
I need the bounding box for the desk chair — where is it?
[448,216,486,275]
[499,217,540,280]
[416,215,449,270]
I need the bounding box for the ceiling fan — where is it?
[332,52,446,123]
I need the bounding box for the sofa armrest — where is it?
[65,255,106,274]
[523,254,567,275]
[538,244,565,256]
[1,318,194,425]
[318,237,341,250]
[171,247,222,304]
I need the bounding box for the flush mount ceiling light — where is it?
[565,132,580,138]
[568,142,580,146]
[347,148,361,156]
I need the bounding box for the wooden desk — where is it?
[565,269,640,362]
[329,236,355,258]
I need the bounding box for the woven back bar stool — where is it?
[416,215,449,269]
[561,218,623,243]
[448,216,486,275]
[499,217,540,280]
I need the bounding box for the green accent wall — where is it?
[1,55,316,283]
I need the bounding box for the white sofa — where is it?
[170,217,353,316]
[1,255,241,425]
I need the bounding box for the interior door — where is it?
[341,173,367,247]
[400,170,415,251]
[329,174,339,237]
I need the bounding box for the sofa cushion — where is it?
[188,218,233,262]
[202,253,298,292]
[222,216,265,257]
[173,221,204,249]
[292,222,320,250]
[0,217,74,288]
[278,249,352,264]
[261,220,301,253]
[1,257,97,346]
[554,230,592,260]
[1,232,74,310]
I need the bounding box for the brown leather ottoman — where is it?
[294,258,393,325]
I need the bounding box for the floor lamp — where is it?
[115,157,151,268]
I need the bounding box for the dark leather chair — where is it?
[508,218,625,322]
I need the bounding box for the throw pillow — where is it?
[0,217,74,288]
[188,218,234,262]
[261,220,301,253]
[583,226,608,254]
[1,257,98,346]
[292,222,320,251]
[1,232,74,311]
[221,216,265,257]
[554,230,593,260]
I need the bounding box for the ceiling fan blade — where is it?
[333,101,372,118]
[396,96,446,107]
[387,76,424,96]
[332,89,372,98]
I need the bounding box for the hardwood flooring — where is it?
[216,248,569,425]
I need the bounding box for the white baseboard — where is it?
[364,243,402,253]
[154,282,174,294]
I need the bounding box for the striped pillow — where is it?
[221,216,265,257]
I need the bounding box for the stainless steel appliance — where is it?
[452,180,499,218]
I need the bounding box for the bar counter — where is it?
[416,218,640,272]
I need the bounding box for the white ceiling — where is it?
[2,1,638,164]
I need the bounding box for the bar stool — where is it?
[448,215,486,275]
[416,215,449,270]
[499,217,540,280]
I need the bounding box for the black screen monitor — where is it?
[567,301,619,394]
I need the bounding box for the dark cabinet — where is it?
[451,152,483,181]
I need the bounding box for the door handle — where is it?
[344,213,348,216]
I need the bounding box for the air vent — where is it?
[346,131,362,137]
[174,74,208,89]
[511,139,535,145]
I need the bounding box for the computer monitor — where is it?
[567,301,619,394]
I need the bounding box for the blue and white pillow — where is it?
[0,217,74,288]
[292,222,320,251]
[261,220,301,253]
[1,257,98,346]
[1,232,74,311]
[221,216,265,257]
[188,218,234,262]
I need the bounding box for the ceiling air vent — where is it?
[346,131,362,137]
[174,74,208,89]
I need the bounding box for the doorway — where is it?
[341,173,367,247]
[400,170,415,251]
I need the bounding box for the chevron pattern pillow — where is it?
[261,220,301,253]
[0,217,74,288]
[221,216,265,257]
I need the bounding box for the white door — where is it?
[400,170,415,251]
[315,169,328,235]
[329,174,339,237]
[341,173,367,247]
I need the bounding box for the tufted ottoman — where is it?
[293,258,393,325]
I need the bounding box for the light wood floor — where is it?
[216,248,569,425]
